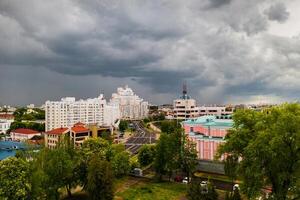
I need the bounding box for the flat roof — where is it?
[183,115,233,128]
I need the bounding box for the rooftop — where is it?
[11,128,40,134]
[183,115,233,128]
[46,127,69,135]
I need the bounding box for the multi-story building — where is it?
[10,128,42,142]
[110,85,149,120]
[0,119,13,134]
[45,127,69,149]
[183,115,233,160]
[198,106,233,116]
[45,94,119,131]
[45,122,111,149]
[173,84,200,120]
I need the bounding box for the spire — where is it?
[183,81,187,95]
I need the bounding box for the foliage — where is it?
[8,121,45,133]
[187,181,218,200]
[154,127,197,181]
[143,113,166,123]
[231,189,242,200]
[218,104,300,199]
[224,155,238,192]
[86,156,114,200]
[111,151,131,178]
[119,120,129,132]
[138,144,156,167]
[13,107,45,121]
[0,157,31,200]
[160,120,181,134]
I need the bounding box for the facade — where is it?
[183,116,233,160]
[173,84,199,120]
[45,94,119,131]
[70,123,91,147]
[45,127,69,149]
[110,85,149,120]
[0,119,12,134]
[10,128,41,142]
[45,122,93,149]
[198,106,233,116]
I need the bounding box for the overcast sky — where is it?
[1,0,300,106]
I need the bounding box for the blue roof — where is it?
[183,115,233,128]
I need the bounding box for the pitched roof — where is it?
[71,126,89,133]
[0,114,14,119]
[74,122,85,126]
[46,127,69,135]
[11,128,39,134]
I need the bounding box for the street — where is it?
[125,121,156,154]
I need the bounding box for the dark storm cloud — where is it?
[264,2,290,23]
[0,0,299,105]
[205,0,232,9]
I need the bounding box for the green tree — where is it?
[232,189,242,200]
[187,181,218,200]
[181,135,198,183]
[77,138,111,187]
[218,104,300,199]
[0,157,31,200]
[160,120,180,134]
[224,155,238,192]
[138,144,156,167]
[86,156,114,200]
[111,151,131,178]
[119,120,128,132]
[154,133,172,180]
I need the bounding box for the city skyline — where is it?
[1,0,300,105]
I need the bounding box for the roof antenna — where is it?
[183,81,187,96]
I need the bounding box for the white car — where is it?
[182,177,191,184]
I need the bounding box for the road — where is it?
[125,121,156,154]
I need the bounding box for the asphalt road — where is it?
[125,121,156,154]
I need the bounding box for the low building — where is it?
[45,127,69,149]
[70,122,91,147]
[10,128,42,142]
[0,120,12,134]
[198,106,233,116]
[183,116,233,160]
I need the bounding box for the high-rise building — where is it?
[110,85,149,120]
[45,94,119,131]
[173,83,200,120]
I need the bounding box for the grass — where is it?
[115,179,187,200]
[194,172,242,184]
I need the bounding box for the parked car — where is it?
[233,184,240,191]
[131,168,143,177]
[174,175,183,182]
[182,177,191,184]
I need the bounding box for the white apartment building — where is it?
[173,96,200,120]
[198,106,233,116]
[110,85,149,120]
[0,119,12,134]
[45,94,119,131]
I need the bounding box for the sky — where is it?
[1,0,300,106]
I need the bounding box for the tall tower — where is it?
[183,81,187,96]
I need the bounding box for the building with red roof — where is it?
[70,123,90,147]
[10,128,41,142]
[45,127,69,149]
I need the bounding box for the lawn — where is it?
[115,179,187,200]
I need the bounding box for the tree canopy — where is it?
[218,104,300,199]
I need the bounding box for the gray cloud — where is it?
[264,2,290,23]
[0,0,298,105]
